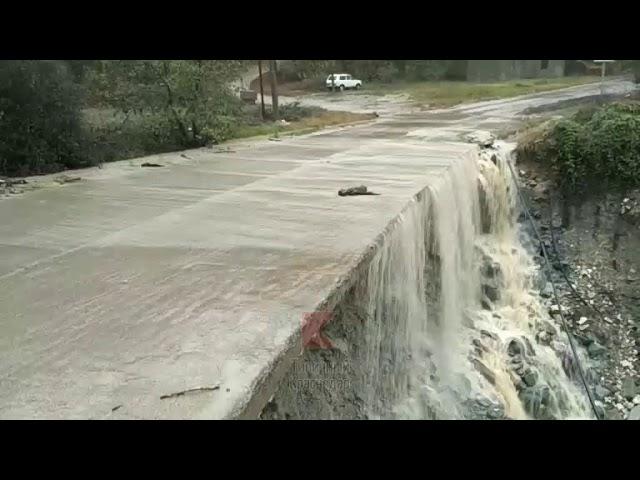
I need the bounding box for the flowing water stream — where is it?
[261,144,594,420]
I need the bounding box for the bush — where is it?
[277,102,323,122]
[83,111,185,164]
[0,61,88,176]
[538,104,640,190]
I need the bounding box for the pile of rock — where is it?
[0,177,27,196]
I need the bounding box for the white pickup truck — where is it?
[326,73,362,91]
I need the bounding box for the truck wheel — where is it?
[355,84,361,90]
[339,85,345,91]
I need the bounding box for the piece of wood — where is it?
[160,385,220,400]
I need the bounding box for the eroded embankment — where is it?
[260,145,595,420]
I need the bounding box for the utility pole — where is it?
[594,60,614,97]
[269,60,279,119]
[258,60,266,120]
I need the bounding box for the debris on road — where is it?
[465,130,496,148]
[140,162,164,168]
[160,385,220,400]
[54,175,81,184]
[338,185,380,197]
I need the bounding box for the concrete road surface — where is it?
[0,79,635,419]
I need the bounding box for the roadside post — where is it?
[594,60,615,97]
[258,60,266,120]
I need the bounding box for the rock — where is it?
[539,320,558,337]
[487,407,504,419]
[54,174,82,183]
[536,331,551,346]
[585,367,598,384]
[578,316,588,325]
[472,338,488,353]
[466,130,495,148]
[540,282,554,298]
[465,397,505,420]
[338,185,380,197]
[552,260,570,271]
[551,341,565,354]
[522,369,538,387]
[473,359,496,385]
[508,338,524,357]
[481,298,492,310]
[509,354,523,366]
[622,377,637,400]
[478,178,492,233]
[594,401,605,420]
[523,336,536,356]
[629,406,640,420]
[482,283,500,302]
[587,341,606,359]
[480,329,498,342]
[574,333,593,347]
[532,270,548,291]
[562,351,579,379]
[605,408,623,420]
[595,385,611,400]
[519,384,552,419]
[481,259,501,279]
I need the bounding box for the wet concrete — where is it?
[0,79,635,419]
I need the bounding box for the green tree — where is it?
[404,60,452,81]
[279,60,333,81]
[0,60,86,176]
[95,60,246,146]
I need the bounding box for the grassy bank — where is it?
[231,110,375,140]
[365,76,601,108]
